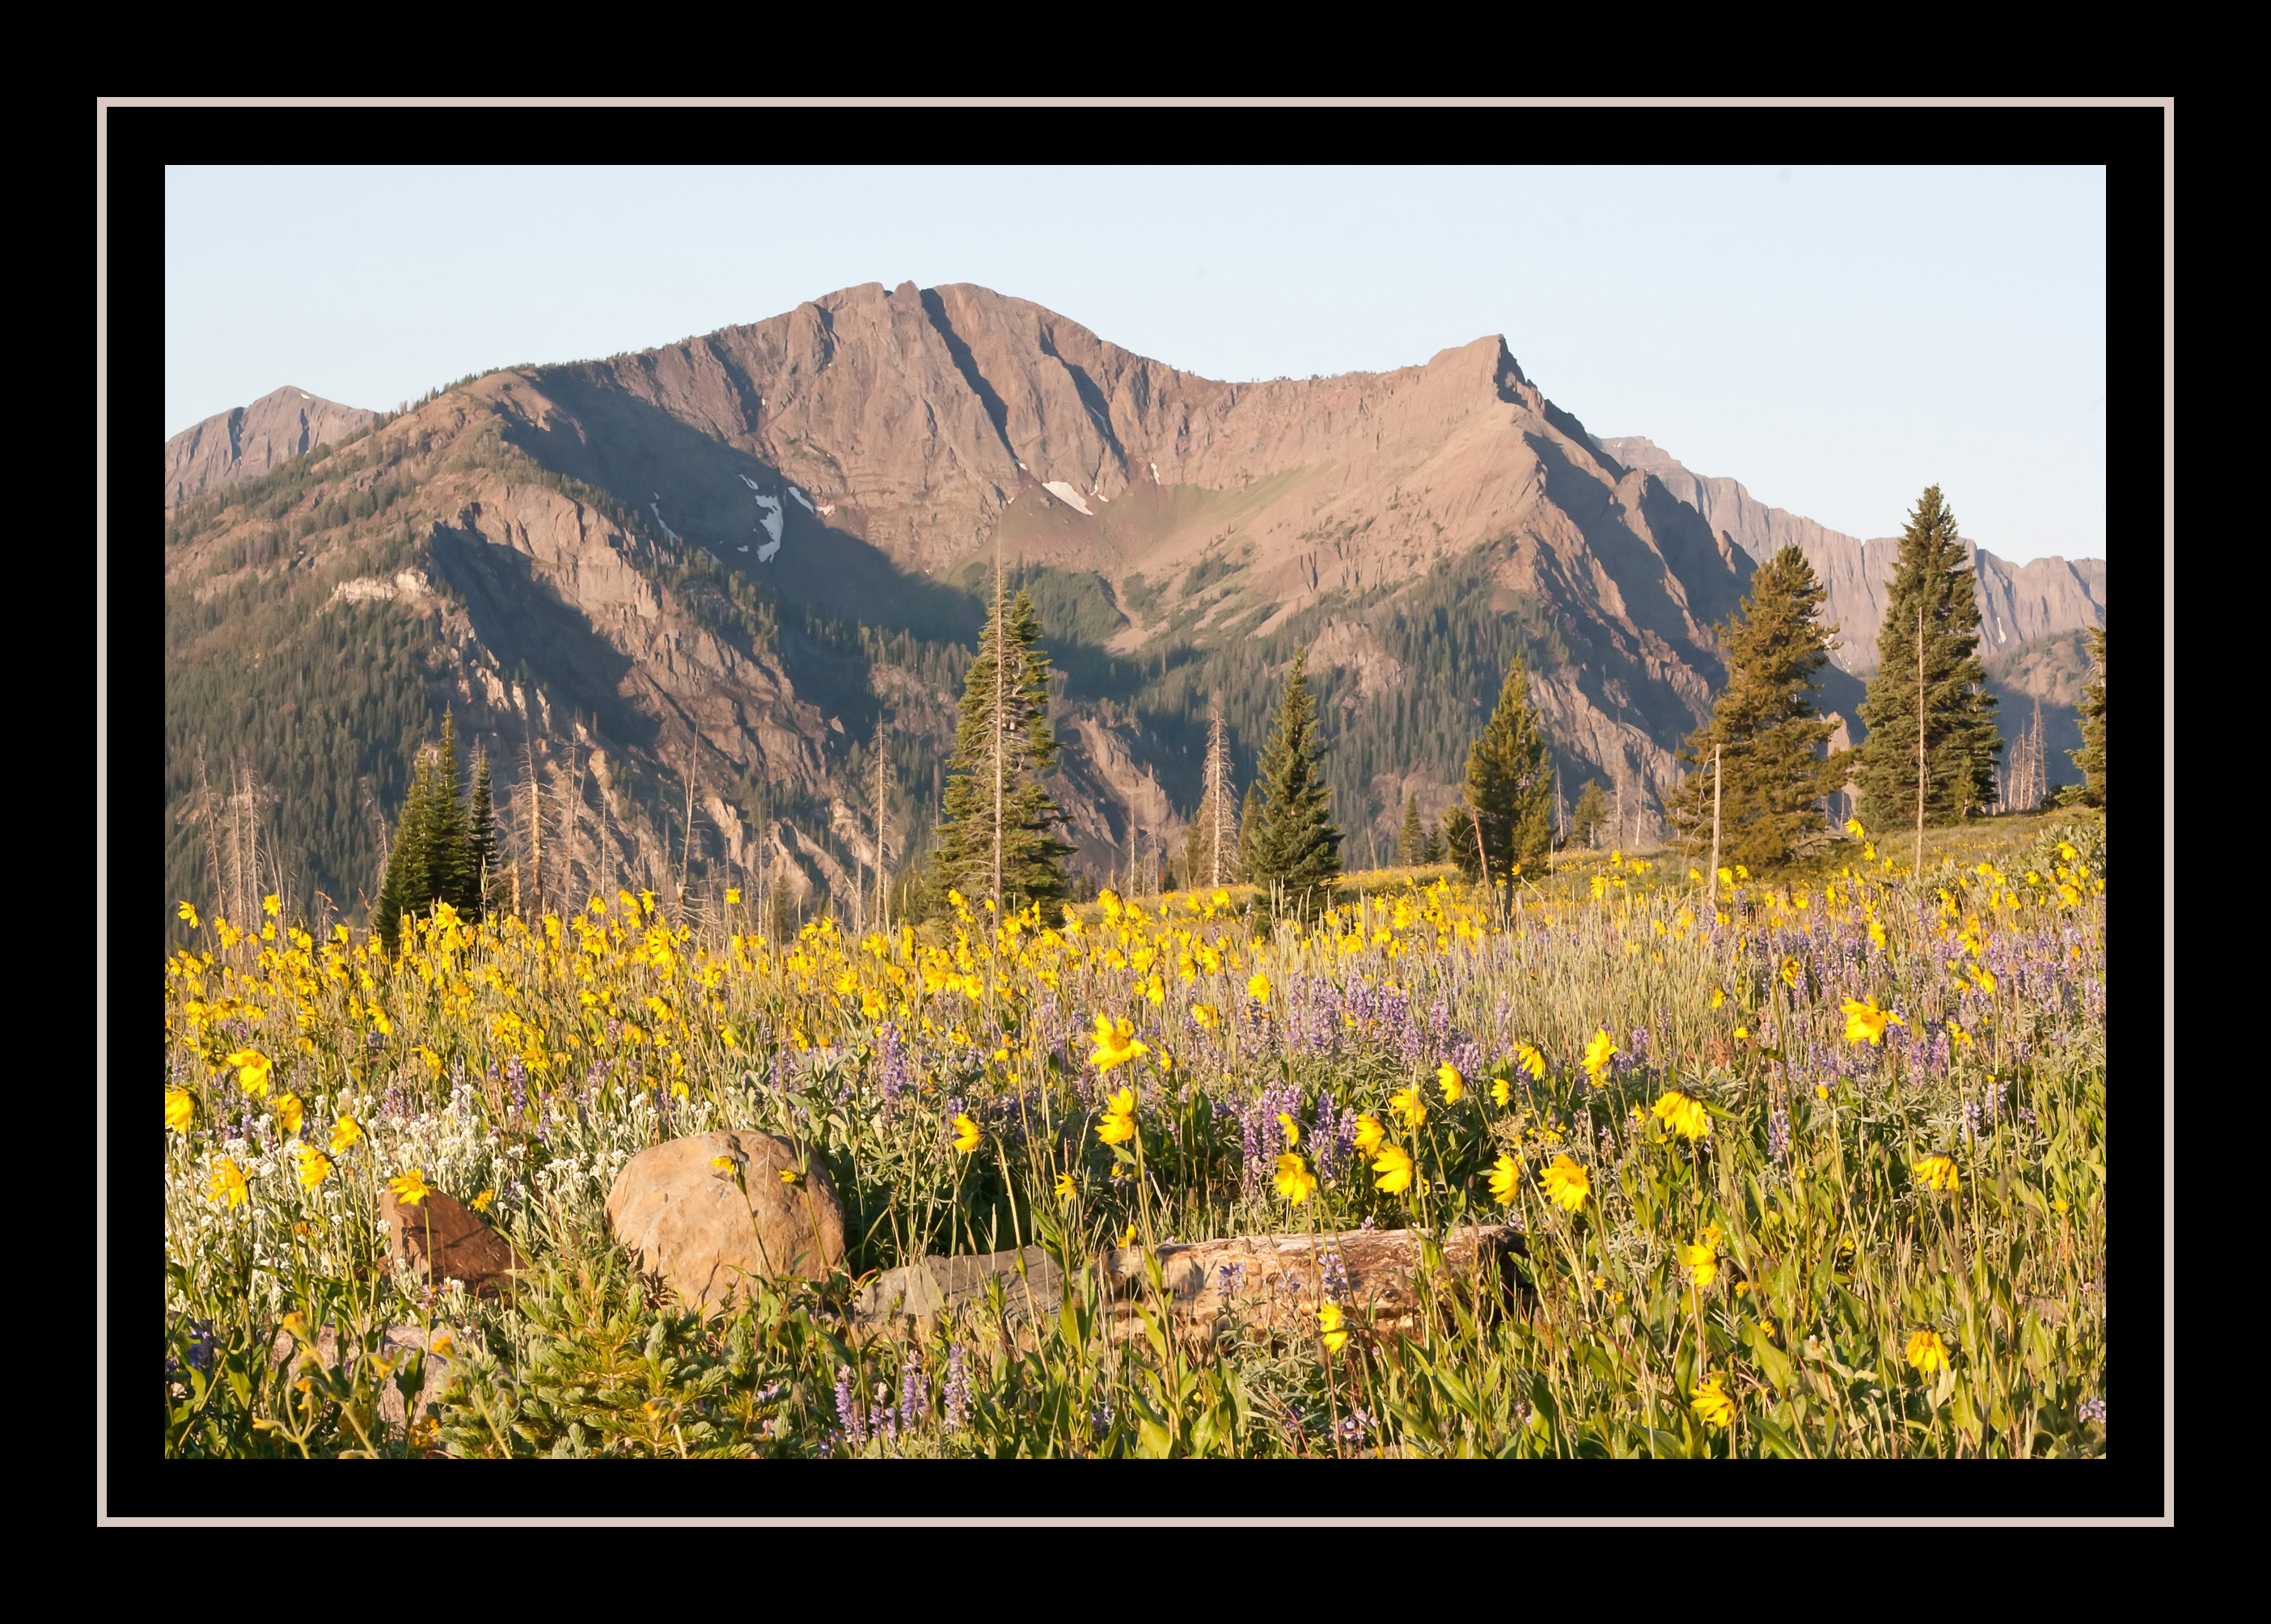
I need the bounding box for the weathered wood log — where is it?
[850,1225,1523,1346]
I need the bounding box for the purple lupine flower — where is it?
[1769,1108,1790,1161]
[1452,1037,1483,1081]
[2079,1397,2106,1423]
[835,1368,866,1448]
[1320,1250,1349,1301]
[899,1348,924,1431]
[1961,1099,1982,1145]
[943,1343,971,1432]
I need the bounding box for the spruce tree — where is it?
[2070,623,2106,807]
[374,744,437,954]
[1443,649,1555,882]
[1246,645,1342,921]
[464,743,497,922]
[1570,780,1609,849]
[1396,792,1427,865]
[924,583,1072,916]
[429,710,470,911]
[1853,487,2001,830]
[1667,545,1849,870]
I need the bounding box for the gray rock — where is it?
[605,1130,847,1313]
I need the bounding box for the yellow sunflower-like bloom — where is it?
[293,1144,332,1191]
[1089,1013,1150,1072]
[1512,1042,1546,1081]
[1436,1062,1465,1105]
[1388,1085,1427,1131]
[1192,1004,1218,1029]
[1278,1112,1301,1147]
[1541,1153,1590,1213]
[1912,1154,1960,1192]
[1054,1172,1076,1204]
[165,1089,194,1133]
[951,1114,983,1152]
[1352,1114,1385,1156]
[1651,1088,1711,1141]
[1247,972,1271,1003]
[1842,996,1901,1044]
[1487,1153,1520,1207]
[273,1093,303,1136]
[1096,1087,1138,1146]
[1581,1030,1618,1085]
[1691,1375,1736,1429]
[1317,1301,1348,1353]
[1845,818,1865,839]
[1905,1328,1951,1374]
[387,1168,431,1207]
[1372,1144,1414,1195]
[1678,1238,1719,1290]
[209,1157,249,1208]
[1491,1076,1511,1108]
[1275,1152,1317,1205]
[328,1114,363,1156]
[226,1047,273,1098]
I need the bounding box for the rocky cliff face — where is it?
[165,386,376,505]
[1598,435,2107,679]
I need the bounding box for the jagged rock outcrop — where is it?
[165,386,375,505]
[1599,435,2107,679]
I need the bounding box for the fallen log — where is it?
[850,1225,1524,1345]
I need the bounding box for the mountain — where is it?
[165,386,377,505]
[163,285,2095,924]
[1596,436,2107,679]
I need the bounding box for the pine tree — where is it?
[429,710,469,911]
[1443,649,1555,882]
[1247,645,1342,921]
[1667,545,1850,870]
[464,743,497,922]
[1853,487,2001,831]
[2070,623,2106,807]
[374,743,437,954]
[924,583,1072,916]
[1569,780,1609,849]
[1396,791,1427,865]
[1236,782,1265,882]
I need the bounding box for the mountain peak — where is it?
[164,386,374,505]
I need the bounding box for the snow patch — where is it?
[816,503,835,517]
[788,486,814,512]
[649,501,683,544]
[757,536,782,563]
[1150,461,1161,484]
[1042,480,1093,516]
[751,492,784,545]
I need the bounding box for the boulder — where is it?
[606,1130,847,1312]
[378,1187,531,1302]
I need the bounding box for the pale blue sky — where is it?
[163,165,2105,561]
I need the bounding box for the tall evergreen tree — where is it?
[2070,623,2107,807]
[1853,487,2001,830]
[429,710,469,910]
[1667,545,1850,869]
[1396,791,1427,866]
[1569,780,1609,849]
[1236,781,1265,882]
[464,743,497,922]
[924,583,1072,916]
[1247,645,1342,920]
[374,743,438,954]
[1441,649,1555,882]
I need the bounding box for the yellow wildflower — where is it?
[328,1114,362,1155]
[1512,1042,1546,1081]
[1711,988,1726,1009]
[1274,1152,1317,1205]
[1193,1004,1218,1029]
[387,1168,431,1206]
[1651,1088,1711,1141]
[176,900,200,927]
[1678,1237,1719,1290]
[1845,818,1865,839]
[1388,1084,1427,1130]
[1487,1153,1520,1207]
[1352,1114,1386,1156]
[1904,1328,1950,1374]
[1089,1013,1149,1072]
[1247,971,1271,1003]
[1278,1112,1301,1146]
[165,1089,194,1133]
[1581,1030,1618,1085]
[1317,1301,1348,1353]
[1491,1075,1511,1108]
[1691,1375,1735,1429]
[1096,1087,1138,1146]
[292,1144,332,1191]
[1913,1154,1960,1192]
[1372,1144,1414,1195]
[1541,1154,1590,1213]
[273,1093,303,1136]
[1842,996,1900,1044]
[225,1047,273,1097]
[952,1114,983,1153]
[1054,1172,1076,1204]
[725,888,742,905]
[1436,1062,1465,1104]
[209,1157,249,1208]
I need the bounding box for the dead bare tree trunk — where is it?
[522,737,543,920]
[1915,605,1927,878]
[1707,744,1723,907]
[677,759,697,925]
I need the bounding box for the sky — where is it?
[163,165,2106,562]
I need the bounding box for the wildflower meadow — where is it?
[163,812,2107,1460]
